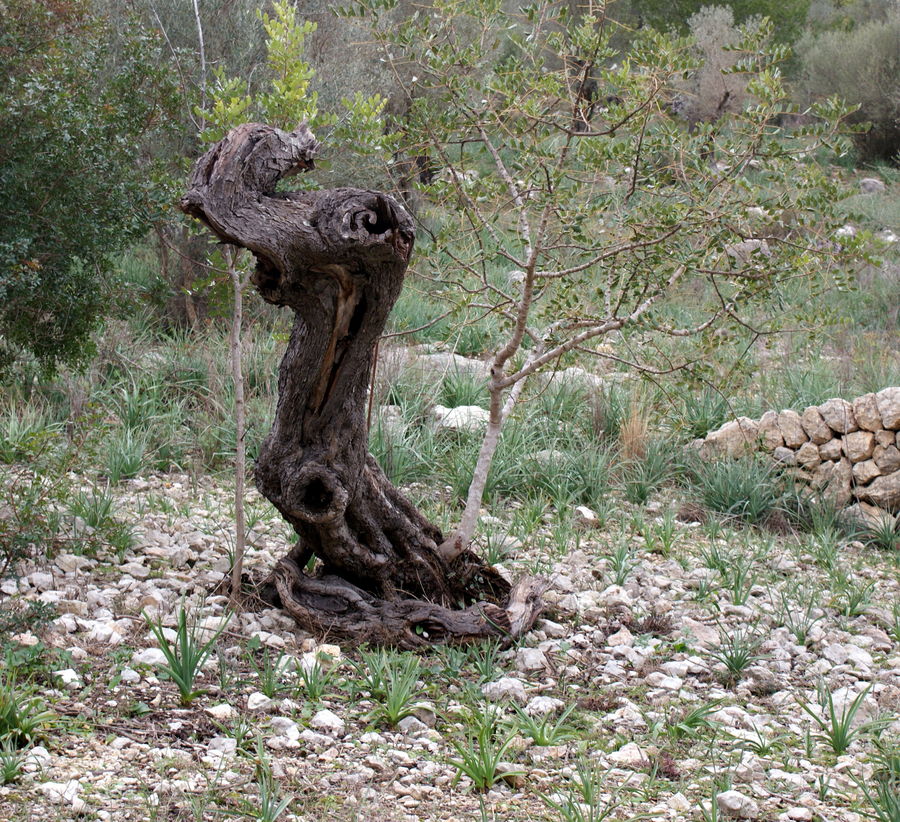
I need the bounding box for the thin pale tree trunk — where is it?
[192,0,207,126]
[228,247,247,603]
[439,351,538,561]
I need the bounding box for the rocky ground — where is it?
[0,468,898,822]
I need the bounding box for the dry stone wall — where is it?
[695,388,900,517]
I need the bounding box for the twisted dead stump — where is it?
[180,123,545,647]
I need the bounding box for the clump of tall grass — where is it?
[688,454,785,524]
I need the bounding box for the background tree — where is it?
[0,0,177,377]
[796,8,900,163]
[674,6,764,129]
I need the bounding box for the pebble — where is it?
[397,716,429,735]
[606,627,633,647]
[645,672,683,691]
[53,668,82,689]
[310,709,345,735]
[717,790,760,819]
[131,648,168,666]
[38,780,82,804]
[525,696,565,716]
[246,692,274,712]
[205,703,237,721]
[607,742,649,769]
[482,677,528,704]
[516,647,547,672]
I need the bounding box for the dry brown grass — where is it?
[619,400,650,461]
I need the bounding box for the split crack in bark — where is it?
[180,122,545,648]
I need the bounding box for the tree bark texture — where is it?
[180,123,544,647]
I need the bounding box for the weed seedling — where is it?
[248,647,287,698]
[608,540,634,586]
[852,740,900,822]
[0,674,54,748]
[891,602,900,645]
[450,703,522,791]
[773,585,823,646]
[0,741,23,785]
[666,699,722,741]
[367,651,421,728]
[643,511,681,557]
[510,703,577,746]
[854,515,900,553]
[698,542,731,575]
[469,639,502,684]
[797,683,893,755]
[834,579,876,618]
[721,555,757,606]
[69,485,116,529]
[296,660,335,704]
[707,625,765,685]
[731,724,789,756]
[541,757,623,822]
[144,605,232,706]
[699,786,720,822]
[233,737,293,821]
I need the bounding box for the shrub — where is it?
[797,14,900,164]
[0,0,177,375]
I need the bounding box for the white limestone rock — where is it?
[434,404,489,432]
[310,708,346,736]
[131,648,168,666]
[516,647,548,672]
[607,742,649,769]
[525,696,565,717]
[482,677,528,704]
[247,692,274,712]
[860,177,886,194]
[717,790,760,819]
[645,671,683,691]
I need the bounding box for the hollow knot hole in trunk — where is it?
[287,463,349,524]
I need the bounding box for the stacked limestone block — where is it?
[695,388,900,518]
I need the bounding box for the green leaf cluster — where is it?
[195,0,390,160]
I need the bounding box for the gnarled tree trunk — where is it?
[180,122,544,648]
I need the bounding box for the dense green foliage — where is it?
[626,0,810,43]
[798,11,900,163]
[0,0,176,376]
